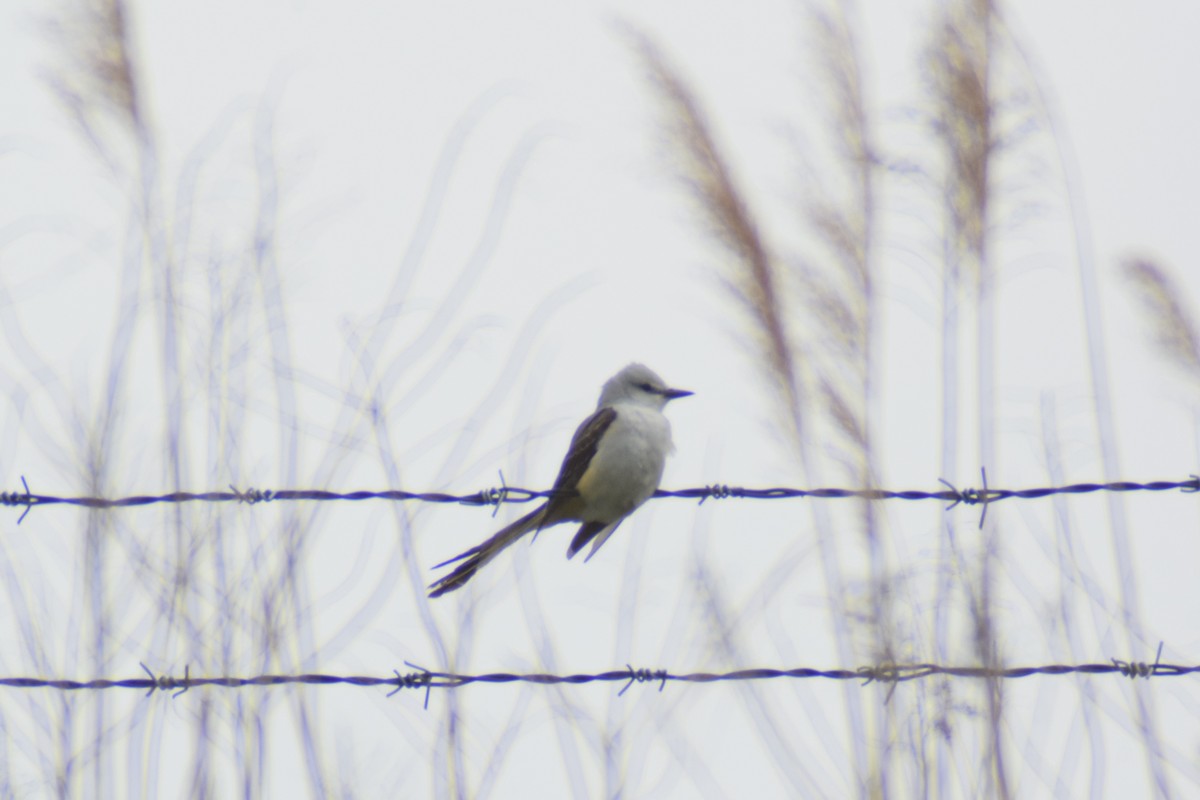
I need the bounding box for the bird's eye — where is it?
[637,382,656,393]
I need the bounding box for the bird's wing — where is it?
[541,406,618,522]
[428,407,619,597]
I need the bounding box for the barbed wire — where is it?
[3,472,1198,526]
[0,647,1190,707]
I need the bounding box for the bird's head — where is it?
[598,363,692,411]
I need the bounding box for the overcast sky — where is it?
[1,0,1198,797]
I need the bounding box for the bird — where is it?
[428,363,692,597]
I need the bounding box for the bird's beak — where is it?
[662,387,693,400]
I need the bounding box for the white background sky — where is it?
[1,0,1199,797]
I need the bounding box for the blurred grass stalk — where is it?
[41,0,318,795]
[628,0,892,788]
[46,1,158,797]
[631,0,1018,793]
[926,0,1008,797]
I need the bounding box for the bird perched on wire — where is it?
[428,363,692,597]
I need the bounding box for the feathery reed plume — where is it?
[623,28,804,434]
[1124,259,1200,378]
[927,1,992,271]
[44,0,147,156]
[801,2,876,469]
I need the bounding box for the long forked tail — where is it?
[428,504,549,598]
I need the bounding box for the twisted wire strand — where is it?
[5,649,1192,700]
[3,473,1198,525]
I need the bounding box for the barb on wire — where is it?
[228,485,274,505]
[139,663,191,699]
[5,473,1200,522]
[938,468,996,528]
[487,471,509,518]
[389,661,434,708]
[1112,641,1165,680]
[3,653,1195,699]
[618,665,670,696]
[0,476,34,524]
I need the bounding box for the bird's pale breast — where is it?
[574,405,672,522]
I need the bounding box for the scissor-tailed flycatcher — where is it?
[428,363,691,598]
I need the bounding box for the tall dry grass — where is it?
[629,0,1182,796]
[15,2,561,796]
[627,1,896,790]
[4,0,1191,796]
